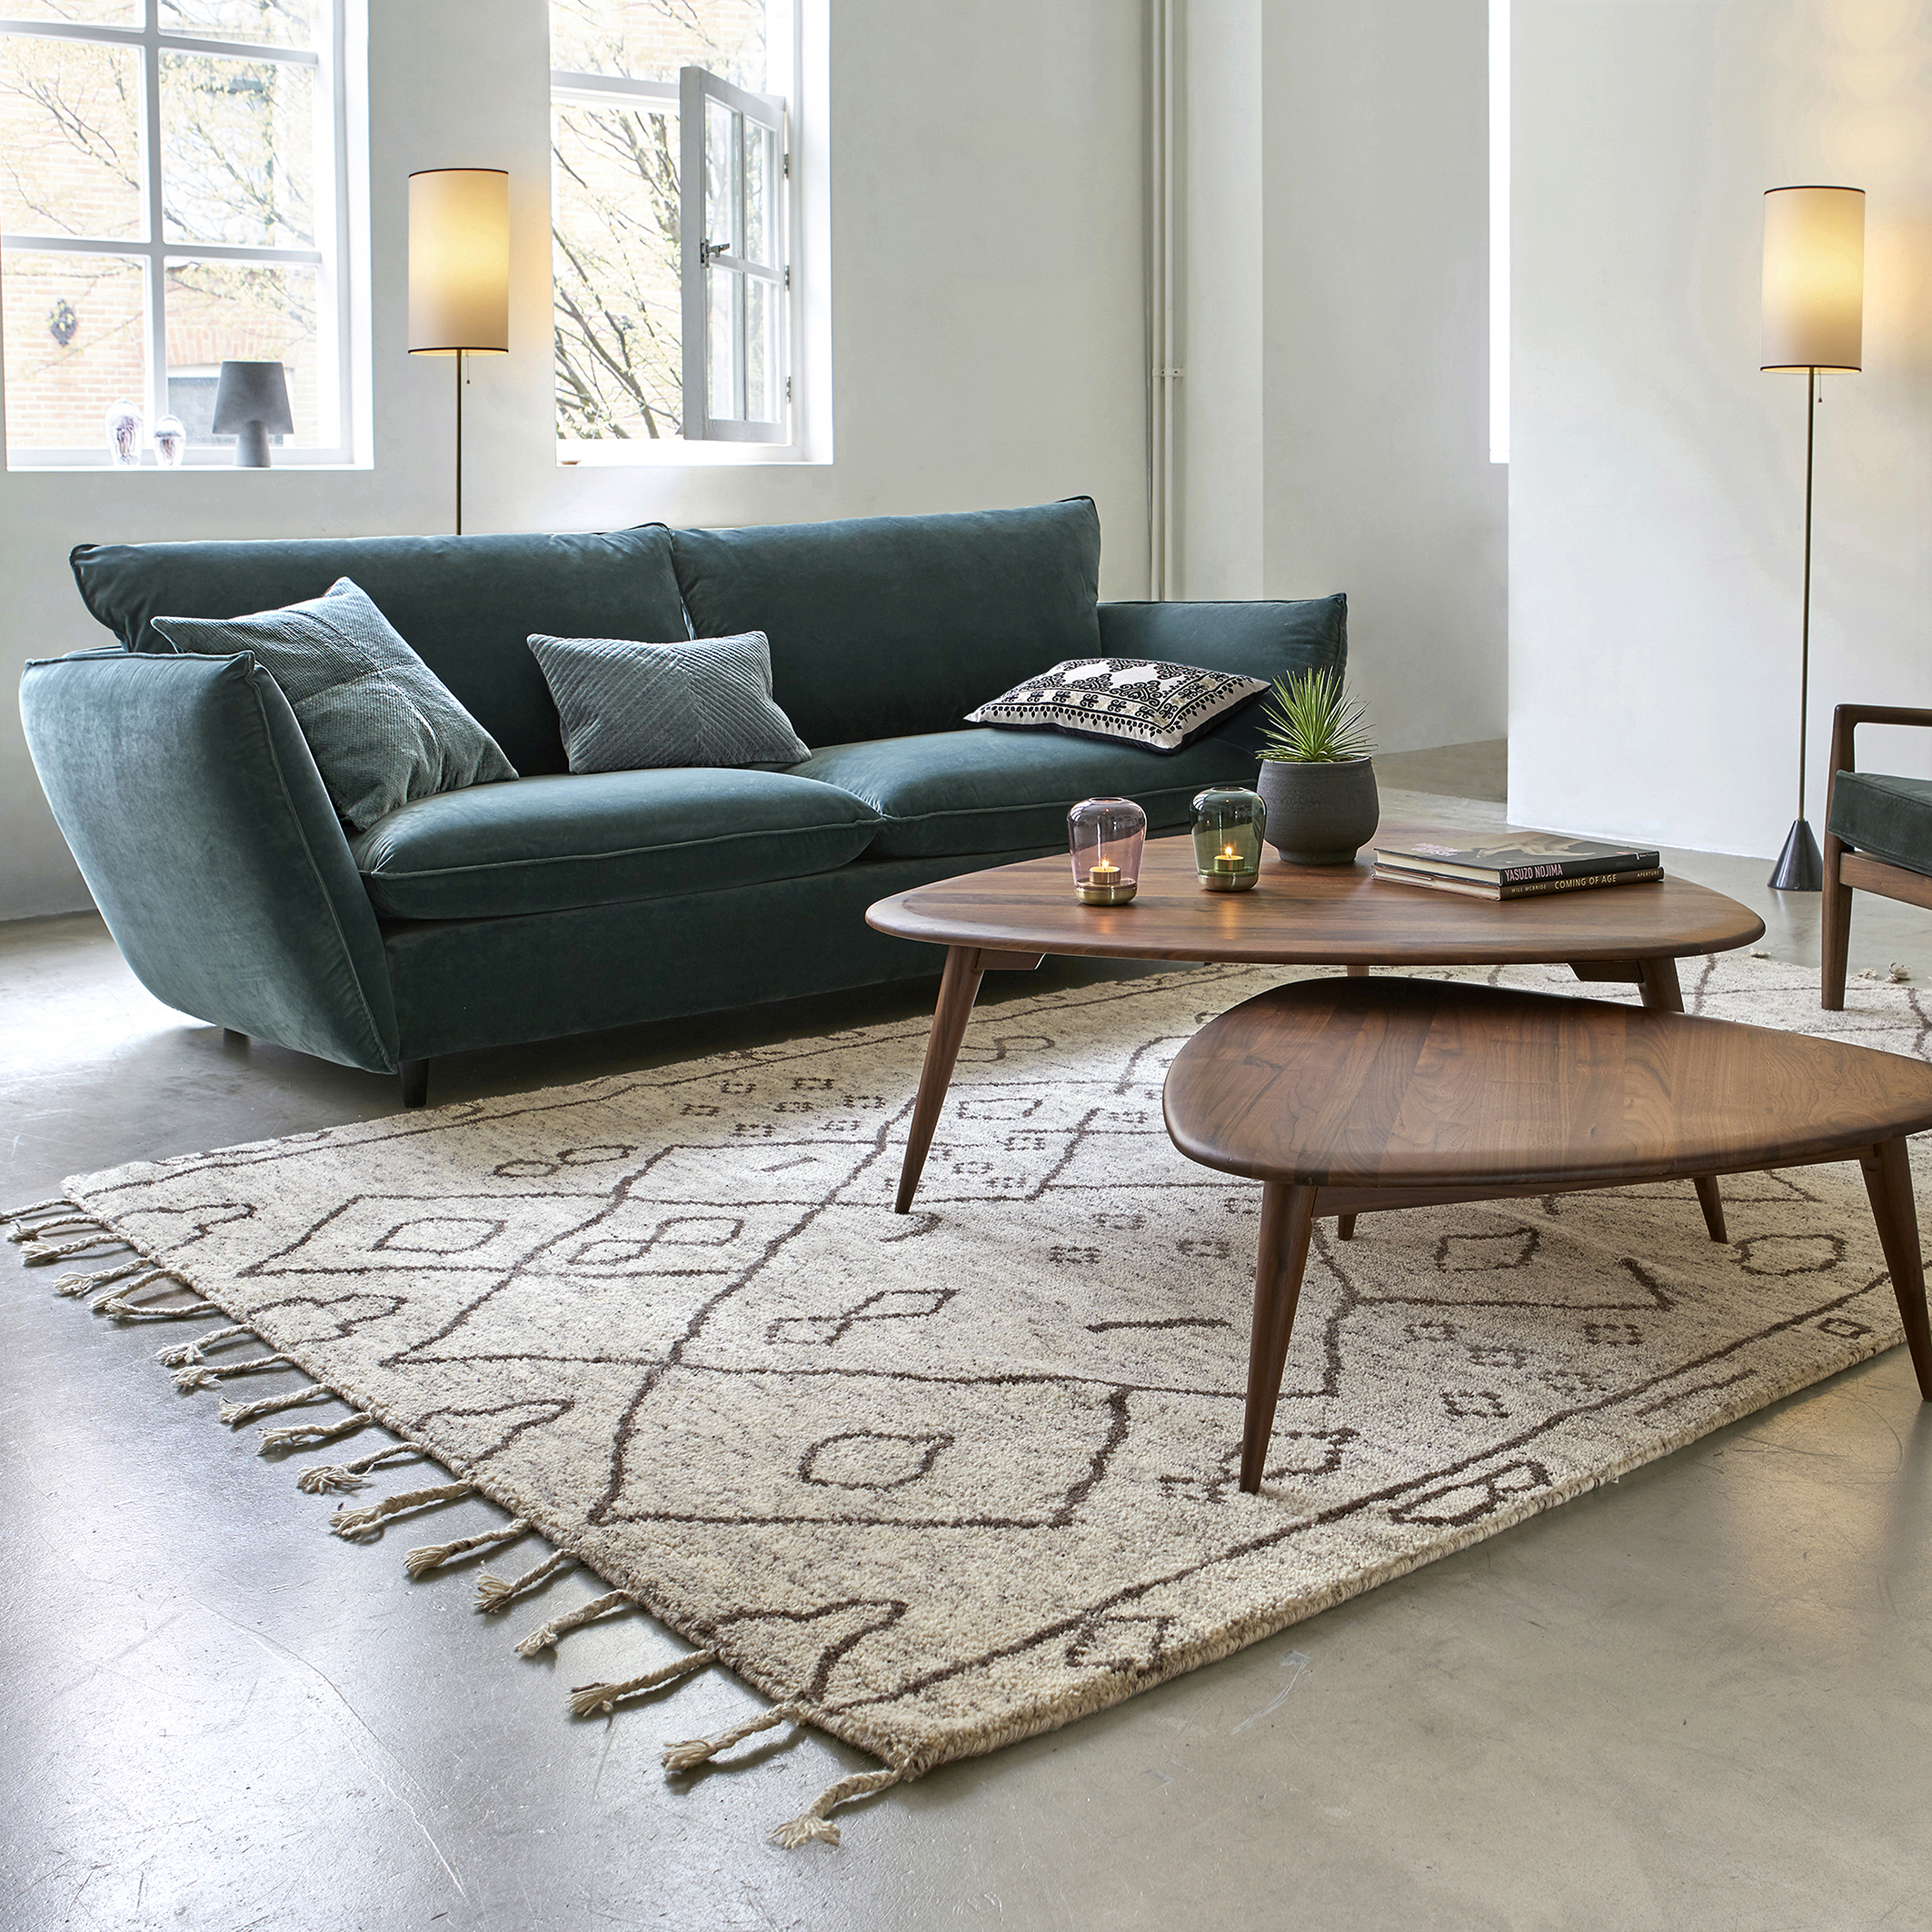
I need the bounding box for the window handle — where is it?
[700,238,734,265]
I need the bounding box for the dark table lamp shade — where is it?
[212,360,294,466]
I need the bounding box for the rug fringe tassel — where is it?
[330,1481,474,1544]
[296,1443,422,1494]
[9,1212,97,1245]
[770,1768,904,1850]
[172,1352,288,1394]
[265,1411,374,1458]
[405,1518,530,1580]
[96,1269,215,1321]
[20,1229,129,1265]
[221,1384,334,1429]
[477,1549,573,1613]
[662,1700,802,1773]
[155,1325,253,1369]
[5,1195,76,1229]
[569,1647,716,1718]
[514,1588,632,1658]
[53,1260,143,1298]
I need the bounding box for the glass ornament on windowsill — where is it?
[105,398,144,468]
[1069,797,1146,906]
[153,415,187,468]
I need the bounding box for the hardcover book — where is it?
[1374,832,1661,886]
[1372,865,1666,901]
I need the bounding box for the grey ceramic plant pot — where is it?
[1255,757,1379,865]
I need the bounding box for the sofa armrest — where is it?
[19,648,400,1072]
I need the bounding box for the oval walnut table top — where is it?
[866,826,1766,966]
[1164,977,1932,1190]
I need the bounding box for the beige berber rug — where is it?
[10,954,1927,1846]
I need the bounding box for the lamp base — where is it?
[232,420,272,467]
[1768,817,1823,892]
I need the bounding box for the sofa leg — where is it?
[1821,832,1852,1011]
[222,1028,248,1047]
[400,1059,429,1109]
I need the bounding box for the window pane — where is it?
[0,34,145,242]
[551,0,768,91]
[164,256,323,444]
[161,53,314,247]
[4,2,140,23]
[740,117,778,267]
[552,102,682,441]
[704,97,736,252]
[706,264,733,421]
[743,272,774,422]
[160,1,315,48]
[2,251,148,454]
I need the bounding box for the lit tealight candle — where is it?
[1212,843,1249,875]
[1089,861,1121,885]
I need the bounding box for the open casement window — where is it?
[680,65,786,442]
[0,1,354,467]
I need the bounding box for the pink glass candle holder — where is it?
[1069,796,1146,905]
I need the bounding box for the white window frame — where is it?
[0,2,354,468]
[549,15,802,460]
[679,65,787,443]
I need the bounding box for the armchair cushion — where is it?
[350,767,881,921]
[1827,770,1932,879]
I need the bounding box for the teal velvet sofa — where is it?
[21,499,1345,1105]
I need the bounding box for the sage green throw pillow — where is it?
[527,631,810,773]
[151,578,517,832]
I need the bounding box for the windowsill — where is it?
[556,438,827,469]
[5,455,372,473]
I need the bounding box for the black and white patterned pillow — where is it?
[965,658,1269,754]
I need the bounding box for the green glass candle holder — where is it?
[1191,785,1266,891]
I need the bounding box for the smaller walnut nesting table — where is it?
[1163,976,1932,1493]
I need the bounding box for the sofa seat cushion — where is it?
[792,726,1264,861]
[351,769,881,920]
[1827,771,1932,878]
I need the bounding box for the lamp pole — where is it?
[1769,369,1823,891]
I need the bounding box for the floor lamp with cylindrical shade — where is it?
[1761,183,1864,891]
[408,168,509,536]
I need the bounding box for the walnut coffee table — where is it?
[1164,975,1932,1490]
[866,827,1767,1220]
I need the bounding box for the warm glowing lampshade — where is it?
[1761,185,1864,372]
[409,169,509,354]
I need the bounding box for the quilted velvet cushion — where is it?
[1827,770,1932,877]
[349,768,881,920]
[792,725,1262,861]
[527,631,809,773]
[151,578,516,832]
[966,657,1268,752]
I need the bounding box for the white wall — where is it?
[1510,0,1932,859]
[1180,0,1508,758]
[0,0,1150,918]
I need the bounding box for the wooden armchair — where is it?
[1821,703,1932,1009]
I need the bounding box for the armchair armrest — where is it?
[19,648,399,1072]
[1828,703,1932,778]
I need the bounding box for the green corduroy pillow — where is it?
[152,577,517,832]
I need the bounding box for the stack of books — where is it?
[1373,833,1663,901]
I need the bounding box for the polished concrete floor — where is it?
[5,747,1931,1929]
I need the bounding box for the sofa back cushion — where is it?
[670,498,1102,749]
[69,525,688,777]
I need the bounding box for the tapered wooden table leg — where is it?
[895,946,988,1214]
[1859,1136,1932,1399]
[1241,1181,1319,1493]
[1337,1213,1359,1240]
[1637,955,1728,1242]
